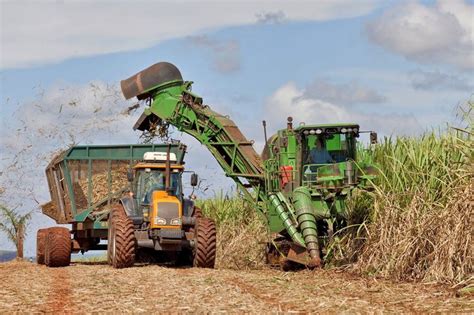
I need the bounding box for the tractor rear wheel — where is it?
[107,208,118,265]
[109,205,136,269]
[44,227,71,267]
[36,229,48,265]
[193,218,216,268]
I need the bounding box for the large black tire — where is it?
[109,205,136,269]
[36,229,48,265]
[193,218,216,268]
[44,227,71,267]
[107,207,119,265]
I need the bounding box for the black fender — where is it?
[119,196,143,226]
[182,198,195,217]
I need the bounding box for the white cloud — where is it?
[264,82,422,136]
[366,0,474,70]
[256,10,286,24]
[303,79,387,105]
[409,69,473,91]
[1,0,380,69]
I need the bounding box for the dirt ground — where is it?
[0,261,472,313]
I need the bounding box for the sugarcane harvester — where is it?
[121,62,377,267]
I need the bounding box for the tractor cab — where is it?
[123,151,190,230]
[134,163,183,205]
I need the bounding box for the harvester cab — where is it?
[299,124,360,187]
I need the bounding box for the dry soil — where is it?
[0,261,472,313]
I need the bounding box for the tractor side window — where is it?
[169,172,182,197]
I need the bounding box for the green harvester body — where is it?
[121,62,377,266]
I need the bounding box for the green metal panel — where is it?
[44,143,187,225]
[63,143,186,163]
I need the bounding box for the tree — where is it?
[0,205,32,259]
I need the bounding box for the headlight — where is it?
[341,128,347,133]
[170,218,181,226]
[347,128,353,132]
[155,217,166,225]
[352,128,358,133]
[315,129,323,134]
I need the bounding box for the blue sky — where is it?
[0,0,473,255]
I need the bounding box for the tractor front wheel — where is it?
[108,205,136,269]
[44,227,71,267]
[193,218,216,268]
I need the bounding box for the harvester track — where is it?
[194,218,217,268]
[110,205,136,268]
[45,227,71,267]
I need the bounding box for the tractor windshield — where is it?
[136,169,182,204]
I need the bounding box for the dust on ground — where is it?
[0,261,472,313]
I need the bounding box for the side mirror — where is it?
[127,170,134,182]
[370,132,378,144]
[190,173,198,187]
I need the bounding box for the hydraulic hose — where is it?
[269,193,305,247]
[293,187,320,264]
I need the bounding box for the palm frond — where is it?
[0,222,17,245]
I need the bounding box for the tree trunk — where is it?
[16,224,24,259]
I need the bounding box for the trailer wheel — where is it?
[109,206,136,268]
[193,218,216,268]
[36,229,48,265]
[44,227,71,267]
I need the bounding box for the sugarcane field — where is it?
[1,1,473,313]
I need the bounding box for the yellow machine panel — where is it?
[150,191,182,229]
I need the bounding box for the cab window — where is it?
[136,170,182,204]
